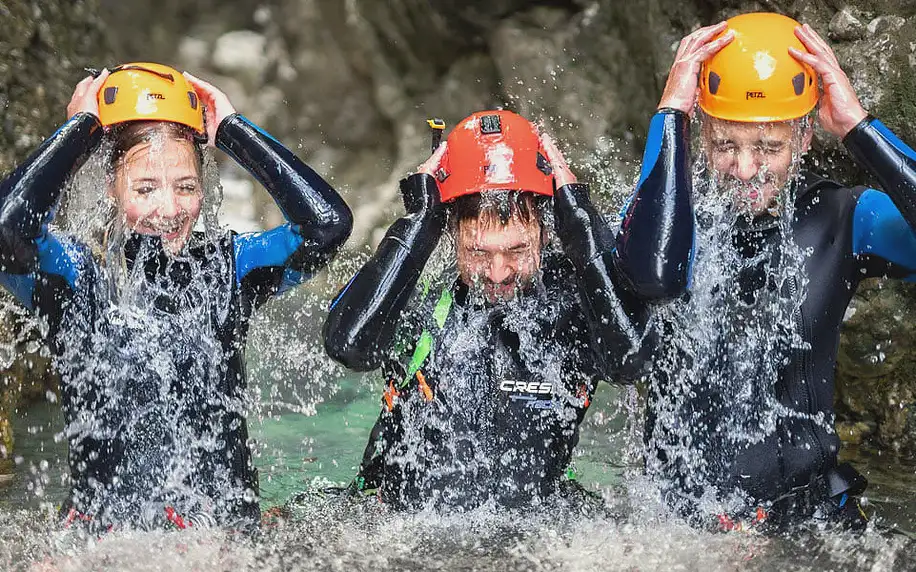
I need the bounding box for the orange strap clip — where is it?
[416,370,434,402]
[577,384,591,408]
[383,380,400,411]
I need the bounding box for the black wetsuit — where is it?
[323,172,692,510]
[638,109,916,519]
[0,112,352,528]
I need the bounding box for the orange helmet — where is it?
[97,63,205,135]
[437,110,554,203]
[698,13,818,122]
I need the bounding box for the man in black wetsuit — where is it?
[323,110,692,509]
[638,13,916,528]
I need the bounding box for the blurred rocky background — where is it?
[2,0,915,467]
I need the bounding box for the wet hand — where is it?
[538,131,577,187]
[66,69,110,120]
[404,142,447,213]
[417,140,448,177]
[658,22,734,114]
[183,72,237,146]
[789,24,867,138]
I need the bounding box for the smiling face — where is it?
[453,192,545,303]
[701,116,813,217]
[108,123,203,254]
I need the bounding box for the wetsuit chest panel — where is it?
[791,186,861,392]
[45,233,259,524]
[727,183,863,499]
[375,264,598,508]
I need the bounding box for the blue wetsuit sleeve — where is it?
[216,114,353,295]
[852,189,916,280]
[0,113,101,308]
[232,226,311,296]
[844,117,916,230]
[615,110,694,299]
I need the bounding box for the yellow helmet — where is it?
[97,63,205,134]
[698,13,818,122]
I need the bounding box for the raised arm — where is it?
[540,134,650,380]
[0,73,108,307]
[845,118,916,229]
[845,119,916,279]
[323,146,447,371]
[554,183,652,379]
[786,25,916,277]
[185,74,352,293]
[614,110,694,299]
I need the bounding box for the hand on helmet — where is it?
[658,22,734,114]
[66,69,110,120]
[403,142,447,214]
[183,72,237,147]
[417,140,448,177]
[538,132,577,188]
[789,24,867,138]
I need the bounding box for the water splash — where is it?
[643,113,821,516]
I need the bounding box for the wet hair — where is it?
[448,191,550,230]
[107,121,204,176]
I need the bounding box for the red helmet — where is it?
[437,110,554,203]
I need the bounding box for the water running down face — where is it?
[702,116,813,217]
[109,129,203,254]
[455,203,544,304]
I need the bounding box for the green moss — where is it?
[872,30,916,143]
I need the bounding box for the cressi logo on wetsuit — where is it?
[500,380,556,410]
[499,380,553,394]
[350,255,620,509]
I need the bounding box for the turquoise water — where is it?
[1,375,914,570]
[252,380,633,507]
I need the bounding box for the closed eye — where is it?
[758,143,785,154]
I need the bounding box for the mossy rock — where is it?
[0,0,109,465]
[836,279,916,455]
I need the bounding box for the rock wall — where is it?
[2,0,916,458]
[0,0,110,470]
[0,0,108,174]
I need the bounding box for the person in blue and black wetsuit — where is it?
[637,13,916,529]
[0,64,352,530]
[322,109,692,510]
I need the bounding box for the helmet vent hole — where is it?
[188,91,198,110]
[536,152,553,176]
[792,73,806,96]
[708,72,721,95]
[103,87,118,105]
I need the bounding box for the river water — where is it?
[1,374,913,571]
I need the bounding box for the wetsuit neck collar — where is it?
[123,232,194,284]
[123,232,167,269]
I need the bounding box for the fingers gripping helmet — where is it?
[437,110,554,203]
[97,63,205,135]
[698,13,819,122]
